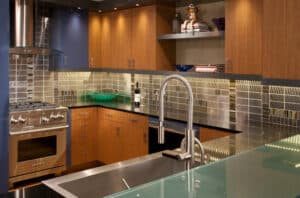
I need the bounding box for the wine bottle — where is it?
[134,82,141,107]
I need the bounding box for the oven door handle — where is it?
[10,125,69,135]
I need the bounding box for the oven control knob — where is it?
[41,116,50,123]
[50,113,58,120]
[57,113,65,119]
[10,116,19,124]
[18,116,26,123]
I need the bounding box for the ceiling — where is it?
[39,0,223,12]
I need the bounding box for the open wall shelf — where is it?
[157,31,224,40]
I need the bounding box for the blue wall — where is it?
[0,0,10,193]
[50,8,89,69]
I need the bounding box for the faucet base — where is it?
[162,150,191,161]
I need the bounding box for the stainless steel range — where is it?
[9,101,68,188]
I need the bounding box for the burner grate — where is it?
[9,101,59,112]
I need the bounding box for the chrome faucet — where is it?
[158,74,203,163]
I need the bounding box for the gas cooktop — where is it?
[9,101,68,134]
[9,101,61,112]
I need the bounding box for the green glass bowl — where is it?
[87,93,117,101]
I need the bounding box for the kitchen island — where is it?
[108,135,300,198]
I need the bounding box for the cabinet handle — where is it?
[128,59,131,68]
[116,127,121,136]
[106,113,113,118]
[90,57,94,67]
[64,55,68,66]
[225,58,232,72]
[143,132,148,144]
[130,119,138,123]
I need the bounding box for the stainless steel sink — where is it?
[43,152,201,198]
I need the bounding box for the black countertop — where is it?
[0,185,63,198]
[61,100,300,160]
[2,100,299,197]
[62,100,241,132]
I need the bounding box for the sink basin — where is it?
[43,153,201,198]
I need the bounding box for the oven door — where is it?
[9,128,67,177]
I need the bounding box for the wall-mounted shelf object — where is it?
[158,31,224,40]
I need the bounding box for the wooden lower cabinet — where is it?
[200,127,232,142]
[71,108,98,167]
[97,108,149,164]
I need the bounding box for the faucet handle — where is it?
[158,121,165,144]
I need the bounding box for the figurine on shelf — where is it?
[181,4,209,33]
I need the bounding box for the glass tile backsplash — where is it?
[9,55,300,128]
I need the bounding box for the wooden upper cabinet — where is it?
[88,5,175,70]
[131,6,156,70]
[263,0,287,79]
[225,0,263,75]
[113,9,133,69]
[88,12,102,68]
[88,12,115,68]
[100,12,115,68]
[263,0,300,80]
[286,0,300,80]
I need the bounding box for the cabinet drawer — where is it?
[200,127,232,142]
[72,108,97,121]
[98,108,124,122]
[125,114,148,127]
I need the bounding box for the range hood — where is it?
[10,0,59,55]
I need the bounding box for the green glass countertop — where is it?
[108,135,300,198]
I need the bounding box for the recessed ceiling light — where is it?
[136,3,140,6]
[98,9,102,13]
[77,7,81,10]
[114,7,117,10]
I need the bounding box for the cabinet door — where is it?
[50,8,89,69]
[89,12,102,68]
[71,108,97,166]
[286,0,300,79]
[85,108,98,163]
[262,0,288,79]
[98,119,122,164]
[121,114,148,160]
[71,119,86,166]
[131,6,157,70]
[263,0,300,80]
[113,9,132,69]
[99,12,115,68]
[225,0,263,75]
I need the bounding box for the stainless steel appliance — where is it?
[9,101,68,187]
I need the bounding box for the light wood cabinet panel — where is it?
[98,119,122,164]
[88,12,102,68]
[286,0,300,79]
[97,108,148,164]
[156,6,176,70]
[71,108,98,167]
[131,6,156,70]
[263,0,300,80]
[88,5,175,71]
[200,127,232,142]
[121,114,148,160]
[262,0,288,79]
[113,9,132,69]
[100,12,115,68]
[225,0,263,75]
